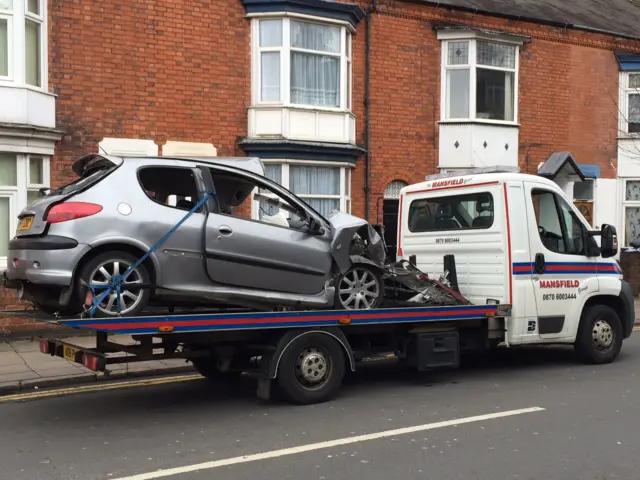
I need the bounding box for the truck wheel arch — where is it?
[580,294,632,338]
[264,328,356,379]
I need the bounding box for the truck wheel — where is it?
[79,251,151,318]
[334,264,383,310]
[276,333,346,405]
[574,305,623,364]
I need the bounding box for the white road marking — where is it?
[113,406,545,480]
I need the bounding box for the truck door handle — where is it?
[218,225,233,236]
[534,253,545,274]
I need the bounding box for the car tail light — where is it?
[46,202,103,224]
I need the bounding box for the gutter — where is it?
[414,0,640,42]
[363,0,377,221]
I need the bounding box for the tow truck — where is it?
[1,167,633,405]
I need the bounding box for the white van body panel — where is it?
[398,171,625,347]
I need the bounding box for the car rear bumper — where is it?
[4,236,90,287]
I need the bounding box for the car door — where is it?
[525,184,598,339]
[204,167,333,295]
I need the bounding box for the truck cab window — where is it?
[408,192,494,232]
[532,189,586,255]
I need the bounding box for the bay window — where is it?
[0,152,49,267]
[442,38,519,122]
[255,162,351,219]
[254,17,351,110]
[0,0,45,87]
[624,180,640,246]
[621,73,640,134]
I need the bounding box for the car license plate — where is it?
[16,216,34,232]
[63,345,79,362]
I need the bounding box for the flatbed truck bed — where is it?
[1,303,511,404]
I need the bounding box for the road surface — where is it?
[1,336,639,480]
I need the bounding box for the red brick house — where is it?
[1,0,640,333]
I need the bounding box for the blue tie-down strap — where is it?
[87,192,215,318]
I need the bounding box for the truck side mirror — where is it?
[600,224,618,258]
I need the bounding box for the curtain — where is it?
[290,165,340,217]
[290,21,340,107]
[259,19,282,102]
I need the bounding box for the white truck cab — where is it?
[398,166,634,364]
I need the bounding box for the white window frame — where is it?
[0,152,50,268]
[251,160,352,220]
[622,178,640,247]
[437,30,522,125]
[0,0,46,89]
[251,13,353,112]
[619,71,640,137]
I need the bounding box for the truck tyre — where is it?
[79,250,151,318]
[574,305,623,364]
[276,333,346,405]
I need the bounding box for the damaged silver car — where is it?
[2,154,388,317]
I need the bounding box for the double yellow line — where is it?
[0,373,203,403]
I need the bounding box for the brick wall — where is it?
[5,0,640,332]
[360,0,639,213]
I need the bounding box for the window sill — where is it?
[0,81,54,96]
[248,105,356,145]
[617,133,640,140]
[438,119,520,128]
[251,103,354,115]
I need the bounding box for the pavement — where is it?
[2,335,640,479]
[0,334,194,394]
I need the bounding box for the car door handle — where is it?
[218,225,233,236]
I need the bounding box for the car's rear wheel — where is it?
[79,251,151,317]
[334,264,383,310]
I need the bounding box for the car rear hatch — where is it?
[15,154,123,237]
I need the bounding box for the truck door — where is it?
[524,184,597,339]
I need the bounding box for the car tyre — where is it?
[276,333,346,405]
[334,264,384,310]
[574,305,623,365]
[79,250,151,318]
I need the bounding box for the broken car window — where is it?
[209,169,308,230]
[138,167,201,212]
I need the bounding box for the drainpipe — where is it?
[363,0,376,221]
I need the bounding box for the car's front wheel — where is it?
[79,251,151,317]
[334,264,383,310]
